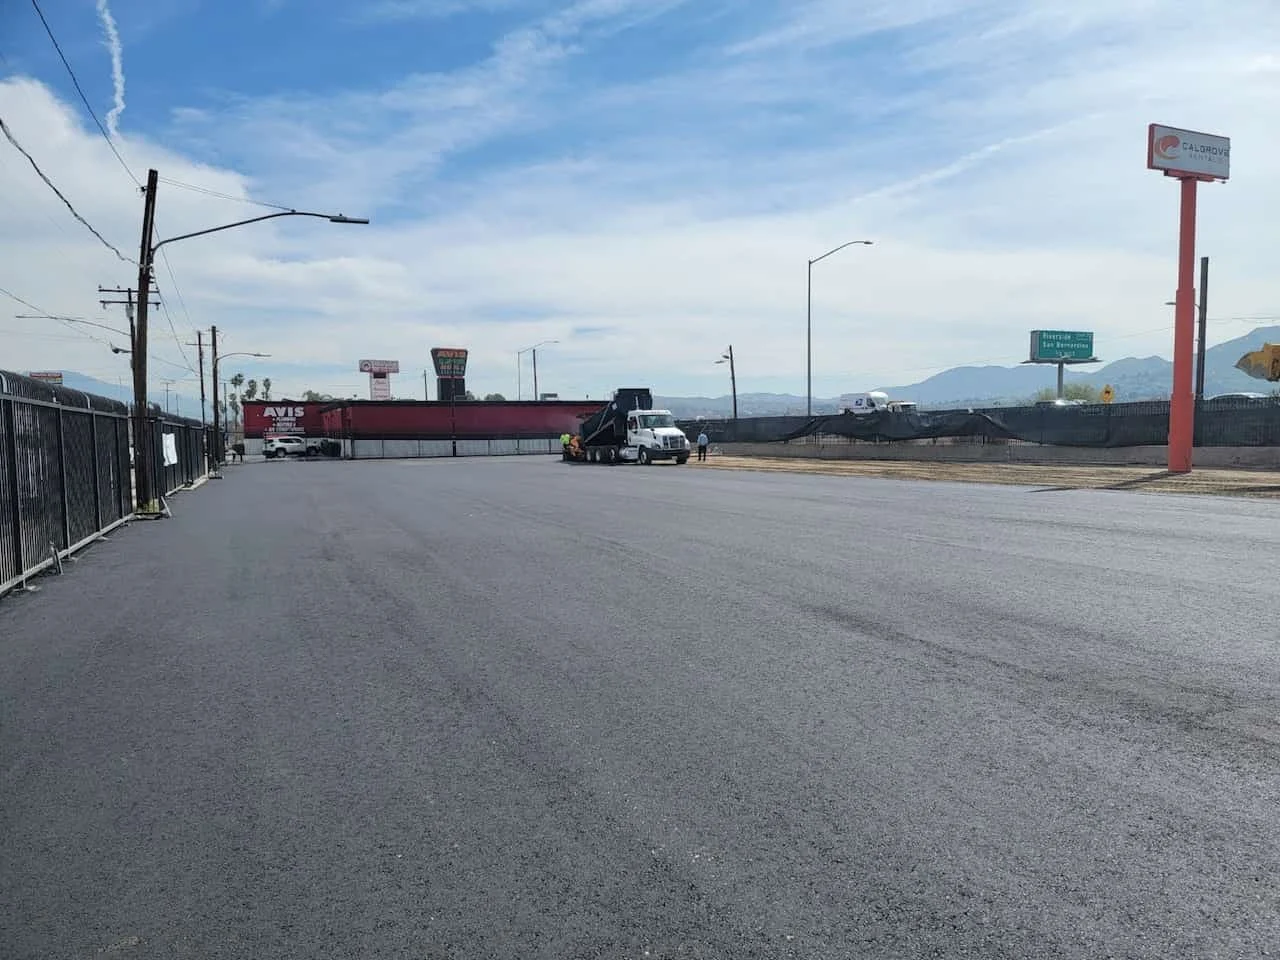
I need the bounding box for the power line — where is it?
[154,295,197,374]
[0,285,48,313]
[28,0,140,187]
[157,176,292,212]
[0,116,134,263]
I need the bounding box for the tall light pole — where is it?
[715,345,737,420]
[807,239,873,417]
[211,350,270,476]
[129,167,369,512]
[517,339,558,400]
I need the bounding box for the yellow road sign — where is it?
[1101,384,1115,404]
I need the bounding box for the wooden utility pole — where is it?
[132,169,160,512]
[210,325,221,469]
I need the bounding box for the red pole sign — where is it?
[1147,123,1229,474]
[1167,177,1198,473]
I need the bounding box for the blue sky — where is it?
[3,0,1280,406]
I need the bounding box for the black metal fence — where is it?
[151,413,209,496]
[681,396,1280,449]
[0,371,133,597]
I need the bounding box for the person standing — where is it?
[696,430,709,462]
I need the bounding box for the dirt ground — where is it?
[695,454,1280,498]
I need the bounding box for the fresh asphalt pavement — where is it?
[3,456,1280,959]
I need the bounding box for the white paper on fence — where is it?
[162,432,179,466]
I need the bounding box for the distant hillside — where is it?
[875,325,1280,406]
[657,326,1280,416]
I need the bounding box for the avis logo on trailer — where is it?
[263,406,306,419]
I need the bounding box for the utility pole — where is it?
[726,345,737,420]
[533,347,539,401]
[99,285,158,353]
[424,369,429,401]
[1196,256,1209,403]
[131,169,160,512]
[210,325,221,470]
[185,331,209,474]
[717,346,738,420]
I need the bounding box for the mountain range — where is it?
[657,326,1280,417]
[17,326,1280,420]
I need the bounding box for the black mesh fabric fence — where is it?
[0,370,133,597]
[680,396,1280,448]
[151,414,209,496]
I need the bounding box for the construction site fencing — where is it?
[680,396,1280,449]
[0,371,133,598]
[150,413,209,496]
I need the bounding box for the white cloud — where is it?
[4,0,1280,406]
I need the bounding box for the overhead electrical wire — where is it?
[28,0,140,186]
[25,0,207,377]
[0,116,135,263]
[158,176,292,212]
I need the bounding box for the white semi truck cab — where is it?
[624,409,690,464]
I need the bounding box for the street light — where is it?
[128,166,369,512]
[715,345,737,420]
[517,339,558,400]
[210,350,270,476]
[807,239,873,417]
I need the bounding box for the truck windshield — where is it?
[638,414,675,428]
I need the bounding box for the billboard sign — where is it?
[242,401,325,438]
[358,359,400,374]
[1147,124,1230,180]
[370,376,392,401]
[431,347,468,378]
[1030,330,1095,363]
[27,371,64,385]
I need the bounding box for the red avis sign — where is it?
[241,401,326,438]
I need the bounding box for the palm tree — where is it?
[262,377,273,400]
[244,379,259,402]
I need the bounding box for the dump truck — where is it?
[566,387,691,464]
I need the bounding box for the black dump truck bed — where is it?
[579,388,653,447]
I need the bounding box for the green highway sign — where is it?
[1029,330,1095,363]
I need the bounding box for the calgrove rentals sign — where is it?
[1147,124,1230,180]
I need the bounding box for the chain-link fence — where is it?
[0,371,133,597]
[681,396,1280,449]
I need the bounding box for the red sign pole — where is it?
[1167,175,1198,473]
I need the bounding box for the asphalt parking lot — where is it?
[4,455,1280,958]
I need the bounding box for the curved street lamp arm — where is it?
[809,239,874,266]
[152,211,370,258]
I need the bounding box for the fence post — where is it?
[4,398,23,576]
[90,412,103,531]
[56,406,70,550]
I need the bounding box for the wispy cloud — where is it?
[358,0,535,22]
[7,0,1280,402]
[95,0,127,138]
